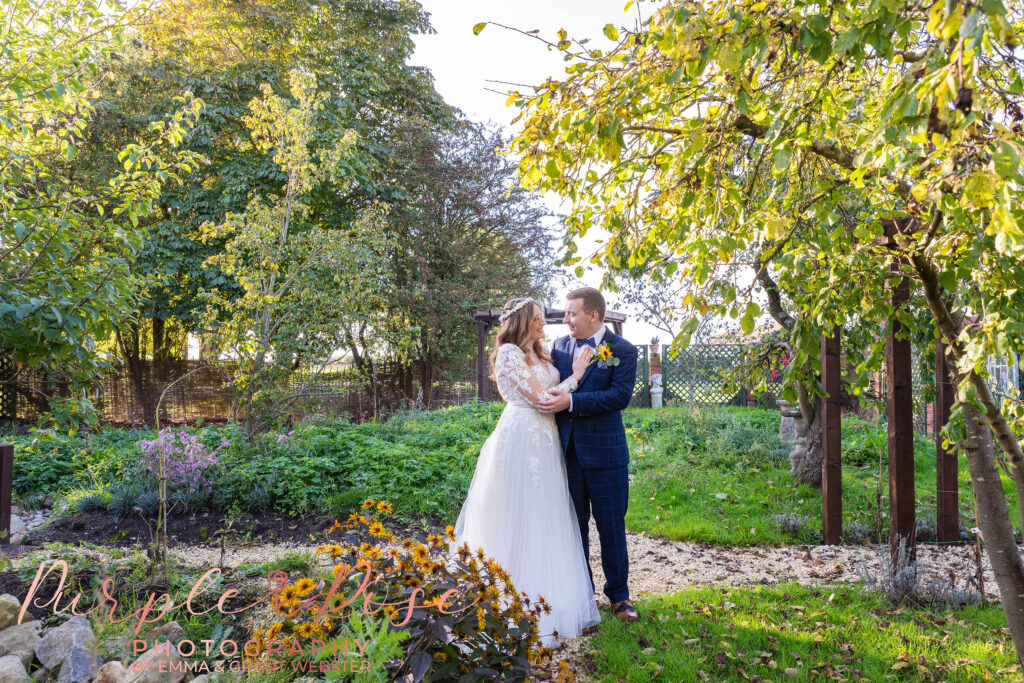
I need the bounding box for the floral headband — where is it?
[499,299,535,323]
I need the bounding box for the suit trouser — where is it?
[564,439,630,604]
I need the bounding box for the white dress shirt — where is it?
[567,325,606,412]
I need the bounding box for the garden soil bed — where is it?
[26,511,437,549]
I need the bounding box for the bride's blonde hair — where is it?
[489,297,551,378]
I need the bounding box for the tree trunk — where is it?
[789,378,823,487]
[962,401,1024,665]
[152,317,166,362]
[910,243,1024,665]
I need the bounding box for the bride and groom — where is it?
[453,287,639,646]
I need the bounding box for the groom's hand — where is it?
[537,389,571,413]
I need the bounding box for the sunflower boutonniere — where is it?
[589,342,619,369]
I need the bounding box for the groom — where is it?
[538,287,639,623]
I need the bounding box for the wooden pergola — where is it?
[820,218,959,563]
[472,307,627,401]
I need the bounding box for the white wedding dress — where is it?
[453,343,600,646]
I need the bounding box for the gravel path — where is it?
[157,520,997,604]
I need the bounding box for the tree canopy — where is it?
[507,0,1024,660]
[0,0,202,430]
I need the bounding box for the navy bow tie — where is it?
[576,337,596,349]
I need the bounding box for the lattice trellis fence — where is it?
[0,349,13,425]
[629,345,649,407]
[657,343,784,407]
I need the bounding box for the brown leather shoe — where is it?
[611,599,639,622]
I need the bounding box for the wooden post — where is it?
[821,328,842,545]
[0,444,10,546]
[935,339,959,543]
[476,320,488,401]
[885,220,916,563]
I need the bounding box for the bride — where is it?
[453,297,600,646]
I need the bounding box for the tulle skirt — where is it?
[454,404,600,645]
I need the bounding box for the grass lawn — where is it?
[587,583,1019,681]
[623,406,1019,546]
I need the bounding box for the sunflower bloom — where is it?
[411,544,429,564]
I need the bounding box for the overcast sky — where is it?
[410,1,667,345]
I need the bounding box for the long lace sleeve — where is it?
[495,344,577,406]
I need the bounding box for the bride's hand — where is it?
[572,347,593,380]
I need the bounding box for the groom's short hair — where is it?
[567,287,606,321]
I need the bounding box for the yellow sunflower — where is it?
[360,499,377,510]
[411,543,429,564]
[294,578,316,597]
[294,622,316,640]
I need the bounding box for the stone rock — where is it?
[35,616,96,669]
[7,516,23,537]
[43,494,56,509]
[148,621,186,644]
[191,676,209,683]
[0,654,28,683]
[0,595,22,631]
[126,647,185,683]
[7,534,23,546]
[57,648,104,683]
[95,660,130,683]
[0,620,41,666]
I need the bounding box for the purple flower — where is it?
[138,428,223,493]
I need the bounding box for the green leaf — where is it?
[993,141,1019,179]
[545,158,560,180]
[740,310,755,334]
[960,171,997,210]
[835,29,860,55]
[604,24,620,41]
[665,66,685,85]
[472,22,486,35]
[773,147,793,174]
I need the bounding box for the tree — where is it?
[507,0,1024,661]
[340,119,555,404]
[612,270,727,343]
[0,0,203,431]
[201,70,390,438]
[77,0,452,362]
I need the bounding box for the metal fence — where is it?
[5,357,481,426]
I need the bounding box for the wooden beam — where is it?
[0,444,10,546]
[885,222,916,563]
[476,321,488,402]
[821,328,842,545]
[935,339,959,543]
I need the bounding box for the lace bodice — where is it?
[494,343,578,407]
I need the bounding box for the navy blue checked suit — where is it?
[552,330,637,604]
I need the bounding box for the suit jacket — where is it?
[552,330,638,469]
